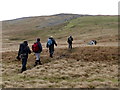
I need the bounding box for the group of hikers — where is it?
[16,36,73,73]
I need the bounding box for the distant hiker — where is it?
[46,36,57,58]
[88,40,97,45]
[93,40,97,45]
[17,41,31,73]
[32,38,42,66]
[67,36,73,49]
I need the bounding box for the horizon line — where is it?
[2,13,118,21]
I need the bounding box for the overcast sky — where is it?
[0,0,119,21]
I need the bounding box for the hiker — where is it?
[67,36,73,49]
[89,40,97,45]
[46,36,57,58]
[32,38,42,66]
[92,40,97,45]
[17,41,31,73]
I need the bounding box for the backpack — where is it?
[20,43,27,54]
[68,37,72,43]
[47,39,53,46]
[68,37,72,41]
[32,43,39,52]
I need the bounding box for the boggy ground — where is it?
[2,46,118,88]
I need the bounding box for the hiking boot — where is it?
[34,64,37,67]
[39,63,42,65]
[38,61,42,65]
[20,70,23,73]
[34,61,37,67]
[50,54,53,58]
[37,59,42,65]
[50,56,53,58]
[21,69,26,73]
[39,61,42,65]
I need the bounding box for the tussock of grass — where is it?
[9,38,25,41]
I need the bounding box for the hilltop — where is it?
[3,13,81,36]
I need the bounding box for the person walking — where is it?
[46,36,57,58]
[67,36,73,49]
[32,38,42,66]
[17,41,31,73]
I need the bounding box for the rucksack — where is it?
[32,43,39,52]
[20,43,27,54]
[47,39,53,46]
[68,37,72,43]
[68,37,72,41]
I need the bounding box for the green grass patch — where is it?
[42,76,71,83]
[87,78,105,82]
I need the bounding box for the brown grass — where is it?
[1,15,118,88]
[2,46,118,88]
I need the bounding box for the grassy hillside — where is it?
[54,15,118,42]
[2,14,118,88]
[3,15,118,44]
[2,14,80,42]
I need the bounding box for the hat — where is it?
[50,36,53,38]
[24,41,28,46]
[37,38,40,42]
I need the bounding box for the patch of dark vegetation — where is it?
[9,38,25,41]
[55,46,118,64]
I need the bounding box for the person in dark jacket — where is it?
[92,40,97,45]
[46,36,57,58]
[34,38,42,66]
[17,41,31,73]
[67,36,73,49]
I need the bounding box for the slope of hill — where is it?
[2,14,81,34]
[1,14,118,88]
[2,14,118,52]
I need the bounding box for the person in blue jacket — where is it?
[46,36,57,58]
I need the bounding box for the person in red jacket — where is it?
[33,38,42,66]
